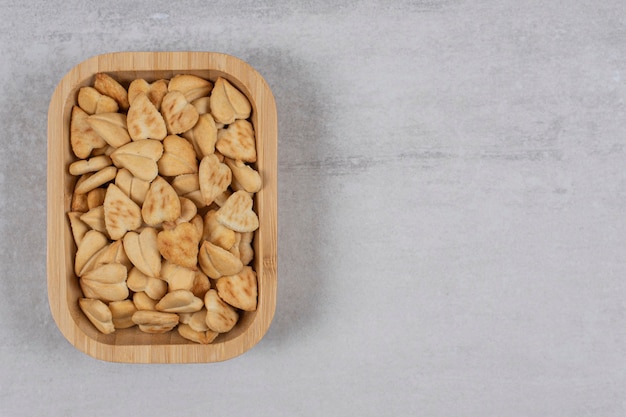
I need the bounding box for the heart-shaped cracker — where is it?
[81,240,132,275]
[87,188,106,210]
[204,289,238,333]
[123,227,161,277]
[160,260,196,291]
[188,308,209,332]
[191,270,211,299]
[74,230,109,276]
[70,106,107,159]
[131,310,179,334]
[128,79,169,110]
[133,292,158,311]
[157,134,198,176]
[127,92,168,141]
[87,112,131,148]
[159,261,194,291]
[168,74,213,102]
[142,176,181,226]
[203,209,236,250]
[239,231,254,265]
[176,197,198,224]
[191,96,211,115]
[94,72,129,110]
[80,278,129,302]
[171,173,205,208]
[79,298,115,334]
[216,266,257,311]
[71,185,89,213]
[157,222,200,269]
[177,323,218,344]
[209,77,251,125]
[182,113,217,159]
[78,86,119,115]
[110,139,164,182]
[161,90,199,135]
[155,290,203,313]
[103,183,142,240]
[68,212,89,246]
[215,190,259,233]
[198,240,243,279]
[198,154,231,206]
[126,267,168,300]
[80,205,106,234]
[74,166,117,195]
[69,155,112,176]
[108,300,138,329]
[114,168,150,205]
[171,173,200,195]
[224,158,262,193]
[216,119,256,163]
[228,232,241,259]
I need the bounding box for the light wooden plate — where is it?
[47,52,277,363]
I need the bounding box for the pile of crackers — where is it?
[67,73,260,344]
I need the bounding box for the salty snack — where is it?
[103,183,142,240]
[157,135,198,176]
[79,206,106,234]
[87,188,107,209]
[177,323,218,344]
[126,92,167,141]
[94,73,129,110]
[198,154,231,206]
[70,106,107,159]
[108,299,138,329]
[131,310,179,334]
[168,74,213,102]
[77,86,119,115]
[74,230,109,276]
[215,119,256,163]
[216,266,257,311]
[110,139,164,182]
[79,298,115,334]
[160,260,196,291]
[74,166,118,195]
[126,267,168,300]
[123,228,161,277]
[67,212,89,246]
[157,222,201,269]
[224,158,262,193]
[133,292,158,310]
[209,77,251,124]
[204,289,238,333]
[203,209,236,250]
[69,155,112,176]
[141,176,181,226]
[215,190,259,233]
[128,79,169,109]
[198,240,243,279]
[155,290,204,313]
[114,168,150,205]
[161,91,199,135]
[67,72,262,343]
[182,113,218,159]
[87,113,131,148]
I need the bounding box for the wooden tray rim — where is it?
[46,51,277,363]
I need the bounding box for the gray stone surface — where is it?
[2,0,626,415]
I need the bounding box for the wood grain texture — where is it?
[47,52,277,363]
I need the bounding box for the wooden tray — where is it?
[47,52,277,363]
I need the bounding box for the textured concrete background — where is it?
[2,0,626,415]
